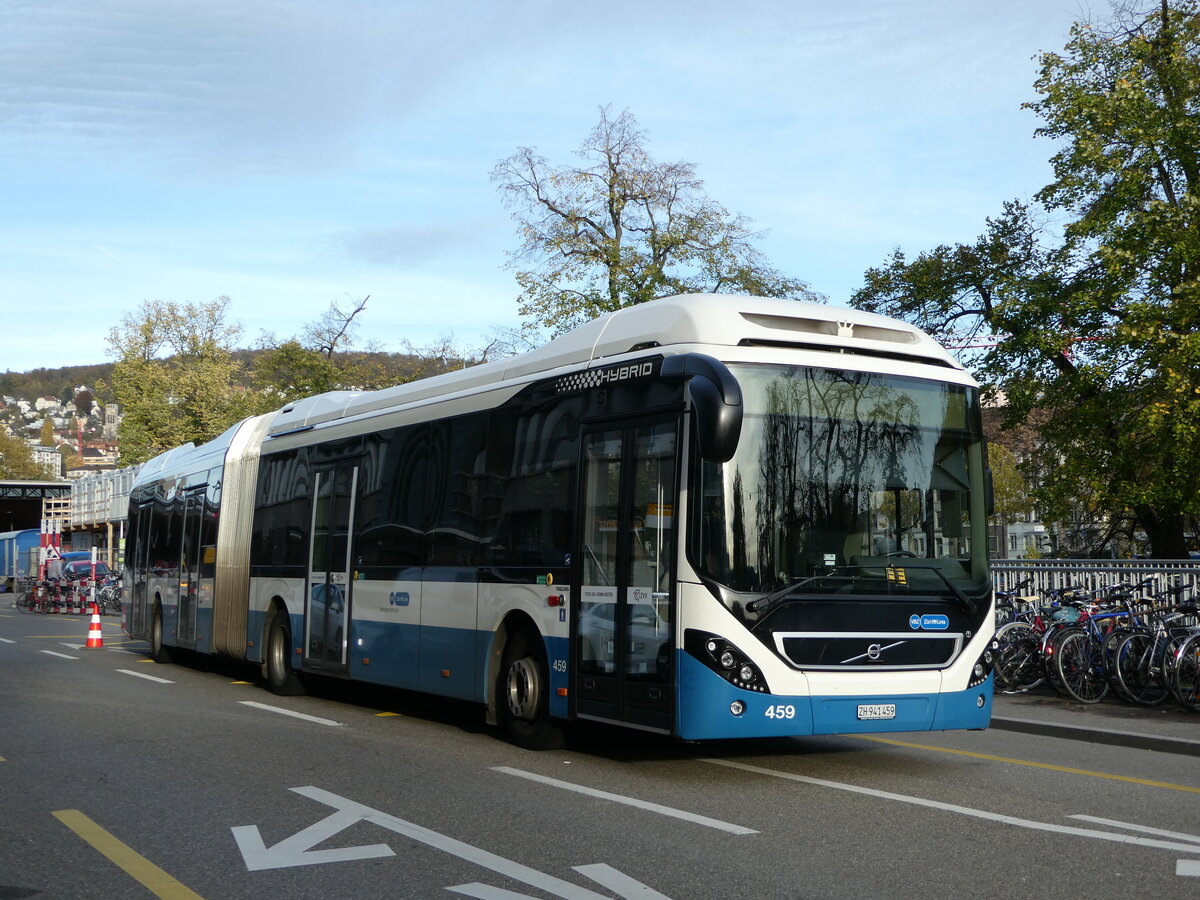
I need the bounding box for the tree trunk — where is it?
[1135,506,1189,559]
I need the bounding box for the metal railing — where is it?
[992,558,1200,603]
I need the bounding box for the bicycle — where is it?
[97,576,122,616]
[1047,582,1150,704]
[1111,590,1197,707]
[1171,630,1200,712]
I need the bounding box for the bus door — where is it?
[306,463,358,672]
[131,500,153,637]
[574,420,678,732]
[177,486,205,647]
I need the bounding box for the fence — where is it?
[992,558,1200,604]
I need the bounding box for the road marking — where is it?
[117,668,176,684]
[1068,814,1200,845]
[60,642,86,650]
[1179,859,1200,877]
[40,650,78,660]
[232,806,394,871]
[856,735,1200,794]
[53,809,205,900]
[493,766,757,835]
[0,637,15,643]
[238,701,343,727]
[235,786,671,898]
[703,758,1200,854]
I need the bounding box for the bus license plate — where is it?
[857,704,896,720]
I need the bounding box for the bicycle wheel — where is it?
[1112,632,1169,706]
[993,621,1044,693]
[1172,634,1200,712]
[1041,626,1078,696]
[1054,631,1110,703]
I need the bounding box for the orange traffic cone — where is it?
[85,603,104,649]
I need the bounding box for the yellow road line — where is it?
[856,735,1200,794]
[53,809,205,900]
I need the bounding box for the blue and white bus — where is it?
[123,294,995,748]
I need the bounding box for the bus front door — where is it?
[575,421,677,733]
[306,464,358,672]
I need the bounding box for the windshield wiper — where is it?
[745,573,860,616]
[745,564,980,618]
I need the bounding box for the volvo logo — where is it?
[841,640,906,665]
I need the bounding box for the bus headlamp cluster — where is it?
[968,639,999,688]
[684,630,769,693]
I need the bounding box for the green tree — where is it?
[988,442,1034,528]
[853,1,1200,558]
[0,428,42,479]
[105,297,256,464]
[39,418,55,448]
[493,106,817,335]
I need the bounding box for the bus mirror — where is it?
[689,375,741,462]
[662,353,743,463]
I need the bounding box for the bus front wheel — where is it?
[499,629,564,751]
[266,613,306,696]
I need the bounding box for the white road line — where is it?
[1178,859,1200,877]
[1068,815,1200,845]
[116,668,175,684]
[60,643,86,650]
[40,650,78,660]
[0,637,15,644]
[493,767,757,836]
[238,701,344,727]
[704,758,1200,854]
[574,863,673,900]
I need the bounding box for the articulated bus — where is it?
[123,294,995,748]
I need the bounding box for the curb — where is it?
[991,714,1200,758]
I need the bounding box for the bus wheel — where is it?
[150,603,173,664]
[266,613,306,696]
[499,629,564,750]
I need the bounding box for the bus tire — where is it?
[150,602,173,664]
[499,628,564,751]
[266,612,306,696]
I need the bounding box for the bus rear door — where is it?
[306,463,358,673]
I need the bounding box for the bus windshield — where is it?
[696,365,988,601]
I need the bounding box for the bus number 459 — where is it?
[763,704,795,719]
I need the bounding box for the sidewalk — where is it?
[991,686,1200,757]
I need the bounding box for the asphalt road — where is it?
[2,604,1198,899]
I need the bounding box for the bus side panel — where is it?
[417,572,478,701]
[346,577,421,689]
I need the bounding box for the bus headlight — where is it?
[685,630,770,693]
[968,641,996,688]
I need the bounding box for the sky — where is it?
[1,0,1095,375]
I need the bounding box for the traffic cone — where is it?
[85,603,104,649]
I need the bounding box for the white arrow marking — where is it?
[234,786,672,898]
[232,806,394,871]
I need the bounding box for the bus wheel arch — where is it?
[493,615,564,750]
[264,602,305,696]
[149,595,173,664]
